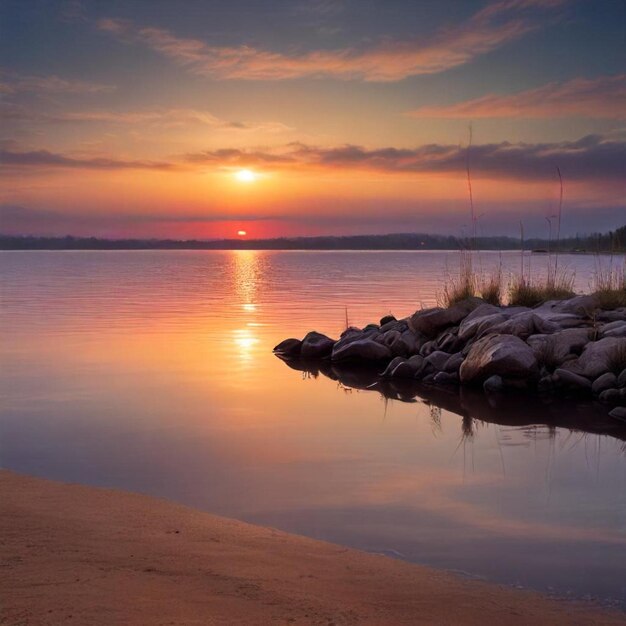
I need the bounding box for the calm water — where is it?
[1,250,625,608]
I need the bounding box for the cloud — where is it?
[409,74,626,119]
[184,134,626,182]
[0,104,292,133]
[0,72,115,95]
[98,0,566,82]
[0,149,175,171]
[5,134,623,183]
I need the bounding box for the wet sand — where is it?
[1,470,623,625]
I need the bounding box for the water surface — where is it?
[1,250,625,607]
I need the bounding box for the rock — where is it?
[460,334,538,384]
[486,311,561,340]
[433,371,459,385]
[363,323,380,332]
[379,314,396,326]
[444,352,464,373]
[391,355,424,378]
[437,329,463,353]
[389,334,415,357]
[576,337,626,379]
[332,338,392,362]
[300,331,335,358]
[609,407,626,421]
[458,313,508,342]
[537,375,556,394]
[379,330,401,347]
[596,308,626,322]
[599,388,621,405]
[619,369,626,387]
[463,303,503,324]
[527,328,591,365]
[554,368,592,391]
[408,298,482,338]
[600,320,626,338]
[424,350,451,372]
[483,374,504,393]
[381,356,405,377]
[592,372,617,395]
[273,338,302,356]
[419,340,438,357]
[539,294,599,316]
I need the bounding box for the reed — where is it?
[591,257,626,310]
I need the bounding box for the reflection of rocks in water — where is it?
[276,355,626,443]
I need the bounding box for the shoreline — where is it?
[1,470,623,625]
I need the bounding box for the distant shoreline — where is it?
[1,229,624,252]
[1,470,623,625]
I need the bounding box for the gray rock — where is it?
[433,371,459,385]
[391,356,424,379]
[332,338,392,362]
[419,340,438,357]
[577,337,626,379]
[460,334,538,384]
[618,369,626,387]
[597,308,626,322]
[444,352,464,373]
[592,372,617,395]
[600,320,626,338]
[483,374,504,393]
[425,350,451,372]
[273,337,302,356]
[538,294,599,316]
[554,368,592,391]
[527,328,591,366]
[300,331,335,358]
[379,330,401,347]
[609,407,626,421]
[408,298,482,338]
[458,313,507,342]
[537,375,556,394]
[381,356,406,377]
[379,314,396,326]
[599,388,621,405]
[486,311,561,340]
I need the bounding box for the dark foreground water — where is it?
[1,250,625,608]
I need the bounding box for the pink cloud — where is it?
[98,0,566,82]
[409,74,626,119]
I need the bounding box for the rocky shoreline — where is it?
[274,295,626,422]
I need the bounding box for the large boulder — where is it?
[458,313,508,342]
[460,334,538,384]
[527,328,591,365]
[486,311,561,340]
[332,338,392,362]
[575,337,626,379]
[273,338,302,357]
[408,298,483,338]
[300,331,335,358]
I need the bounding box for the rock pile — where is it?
[274,295,626,421]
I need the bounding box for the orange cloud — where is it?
[98,0,566,82]
[409,74,626,119]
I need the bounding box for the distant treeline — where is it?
[1,226,624,252]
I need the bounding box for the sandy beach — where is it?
[0,470,623,625]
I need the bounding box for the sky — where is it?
[0,0,624,239]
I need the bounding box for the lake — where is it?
[1,250,625,608]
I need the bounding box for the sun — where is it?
[235,169,256,183]
[237,230,247,236]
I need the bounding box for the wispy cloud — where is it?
[98,0,566,81]
[409,74,626,119]
[0,72,115,95]
[0,104,293,135]
[5,134,622,182]
[184,134,626,182]
[0,149,174,171]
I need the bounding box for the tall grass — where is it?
[508,270,576,307]
[592,257,626,309]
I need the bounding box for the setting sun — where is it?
[235,169,256,183]
[237,230,247,236]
